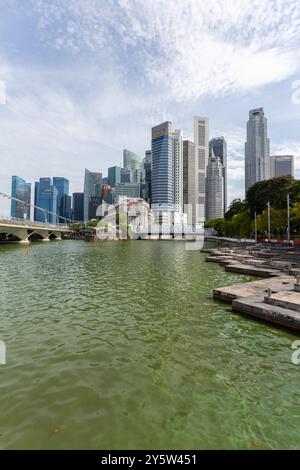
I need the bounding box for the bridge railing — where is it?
[0,216,69,230]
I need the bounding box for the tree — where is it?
[225,199,248,220]
[247,176,293,217]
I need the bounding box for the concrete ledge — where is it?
[232,297,300,331]
[265,291,300,313]
[225,264,279,277]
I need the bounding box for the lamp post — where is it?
[267,202,271,241]
[287,193,290,244]
[254,211,257,243]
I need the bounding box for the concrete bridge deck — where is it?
[0,217,71,243]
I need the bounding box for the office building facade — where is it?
[270,155,294,178]
[34,178,58,224]
[183,140,195,224]
[209,137,227,213]
[245,107,270,193]
[11,176,31,219]
[108,166,121,187]
[193,116,209,224]
[72,192,84,221]
[83,169,102,221]
[172,129,183,212]
[53,177,70,222]
[151,121,174,209]
[205,153,224,220]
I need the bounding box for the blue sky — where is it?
[0,0,300,215]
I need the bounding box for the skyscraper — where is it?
[53,177,70,222]
[11,176,31,219]
[34,178,58,224]
[270,155,294,178]
[183,140,195,224]
[151,121,174,210]
[123,149,141,171]
[83,169,102,221]
[115,183,140,201]
[72,192,84,221]
[172,129,183,212]
[245,107,270,193]
[205,153,224,221]
[141,150,152,202]
[209,137,227,213]
[120,168,131,183]
[108,166,121,187]
[193,116,209,224]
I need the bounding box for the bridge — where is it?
[0,191,72,243]
[0,216,71,243]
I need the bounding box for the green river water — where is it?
[0,240,299,449]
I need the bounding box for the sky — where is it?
[0,0,300,215]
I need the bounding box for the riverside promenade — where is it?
[203,244,300,332]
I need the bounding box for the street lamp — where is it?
[287,193,290,244]
[267,202,271,241]
[254,211,257,243]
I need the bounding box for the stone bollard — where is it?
[294,276,300,292]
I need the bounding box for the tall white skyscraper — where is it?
[205,153,224,221]
[270,155,294,178]
[209,137,227,213]
[245,108,270,193]
[183,140,195,225]
[193,116,209,224]
[172,129,183,212]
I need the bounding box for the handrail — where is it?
[0,216,70,230]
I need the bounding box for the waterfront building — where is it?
[270,155,294,178]
[245,107,270,193]
[72,192,84,221]
[34,177,58,224]
[193,116,209,224]
[172,129,183,212]
[183,140,195,224]
[11,176,31,219]
[209,137,227,213]
[108,166,121,187]
[151,121,174,210]
[205,153,224,220]
[83,169,102,221]
[53,177,70,222]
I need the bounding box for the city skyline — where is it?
[0,1,300,215]
[4,107,298,223]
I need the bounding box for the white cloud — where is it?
[31,0,300,101]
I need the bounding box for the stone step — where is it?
[225,264,280,277]
[265,291,300,312]
[232,297,300,331]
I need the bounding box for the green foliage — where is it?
[88,219,100,227]
[210,176,300,239]
[70,223,82,232]
[246,176,293,217]
[225,199,248,220]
